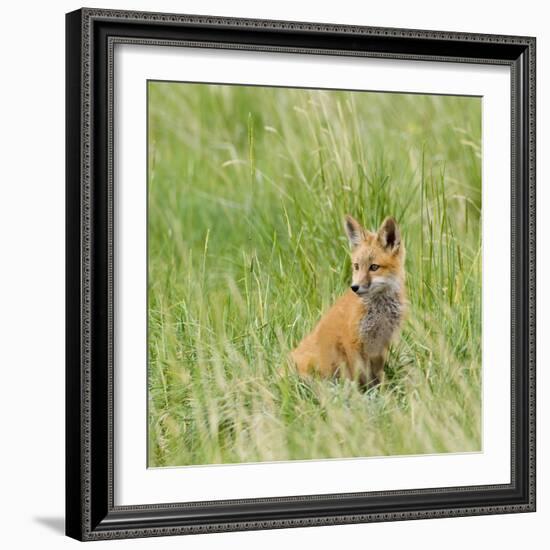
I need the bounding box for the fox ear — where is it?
[344,215,366,248]
[377,217,401,252]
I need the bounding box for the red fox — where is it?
[291,215,406,387]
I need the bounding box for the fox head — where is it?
[344,215,406,297]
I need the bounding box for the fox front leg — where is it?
[368,355,386,387]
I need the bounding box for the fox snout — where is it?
[351,283,370,294]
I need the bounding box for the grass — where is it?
[147,82,482,467]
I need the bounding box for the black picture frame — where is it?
[66,7,536,541]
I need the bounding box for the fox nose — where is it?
[351,284,360,293]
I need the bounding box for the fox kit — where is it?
[291,215,406,386]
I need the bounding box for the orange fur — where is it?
[291,215,406,386]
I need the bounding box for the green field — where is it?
[147,82,482,467]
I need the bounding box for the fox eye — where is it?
[369,264,380,272]
[353,263,359,270]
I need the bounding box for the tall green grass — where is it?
[147,82,482,467]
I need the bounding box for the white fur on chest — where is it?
[359,290,402,356]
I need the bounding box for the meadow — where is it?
[147,81,482,467]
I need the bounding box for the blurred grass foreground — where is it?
[147,82,482,467]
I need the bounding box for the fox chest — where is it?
[358,294,402,356]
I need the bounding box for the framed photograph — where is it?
[65,8,536,541]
